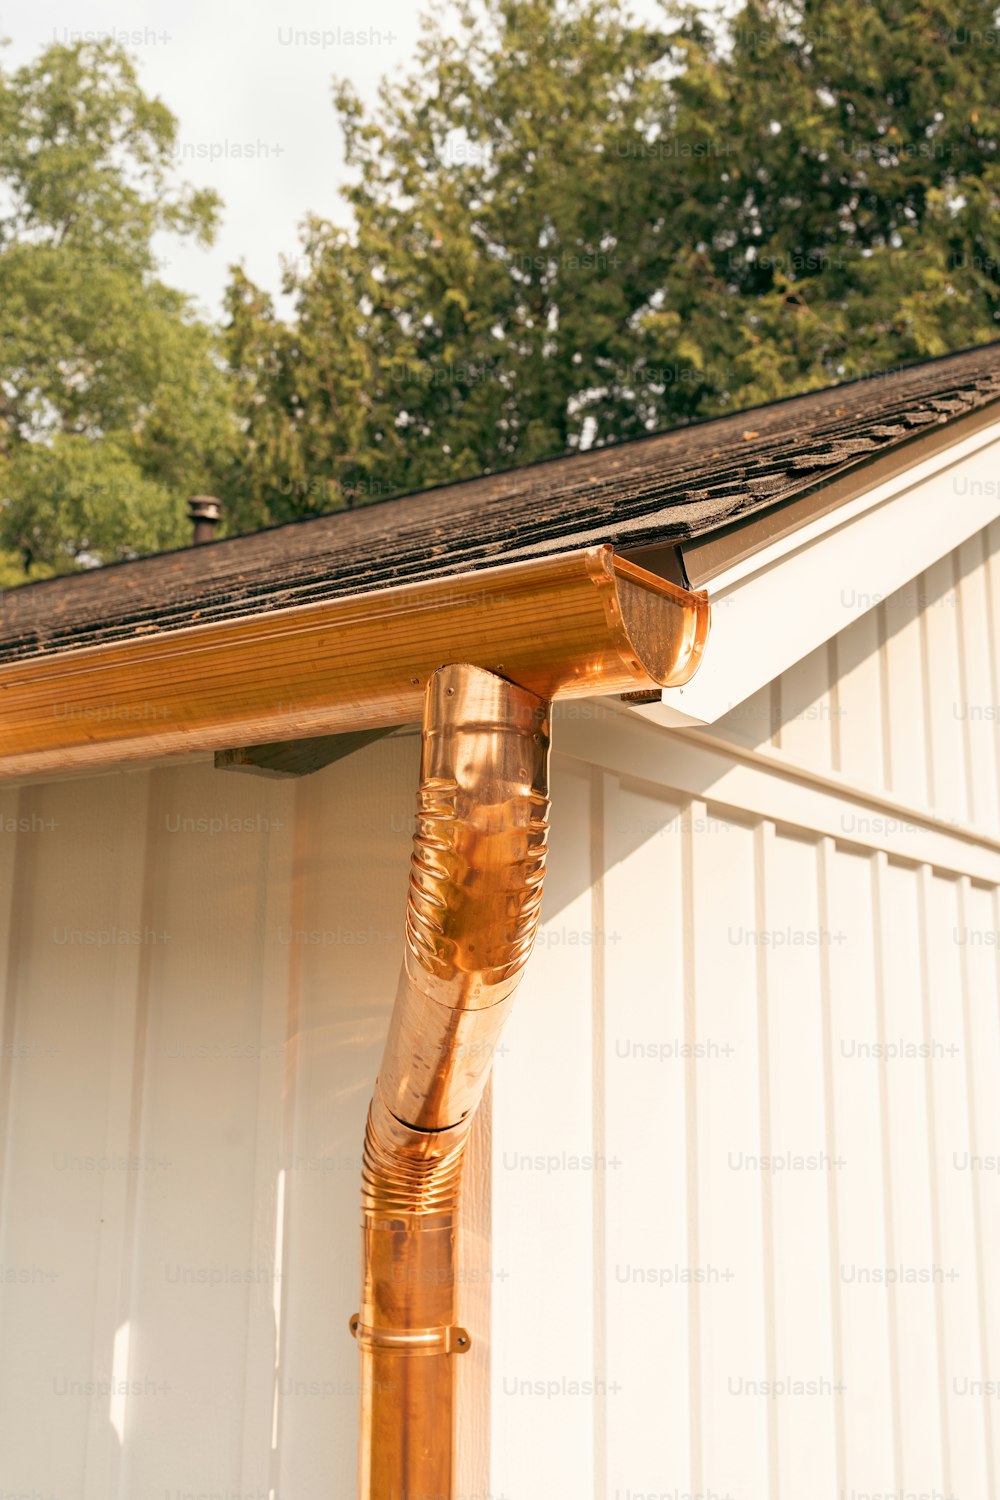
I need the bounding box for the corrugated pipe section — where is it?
[353,662,551,1497]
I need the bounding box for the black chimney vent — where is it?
[187,496,222,545]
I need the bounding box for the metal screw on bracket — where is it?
[349,1314,472,1355]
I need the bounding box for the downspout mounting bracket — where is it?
[350,1314,472,1356]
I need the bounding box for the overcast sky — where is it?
[2,0,671,321]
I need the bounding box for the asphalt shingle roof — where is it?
[3,340,1000,664]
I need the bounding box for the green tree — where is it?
[225,0,1000,530]
[665,0,1000,400]
[224,0,684,527]
[0,38,233,579]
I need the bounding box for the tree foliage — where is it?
[223,0,1000,531]
[0,39,232,578]
[4,7,999,571]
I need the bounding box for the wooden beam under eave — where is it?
[215,727,396,778]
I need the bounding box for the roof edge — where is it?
[678,391,1000,588]
[634,413,1000,730]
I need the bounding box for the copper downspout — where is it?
[353,662,551,1498]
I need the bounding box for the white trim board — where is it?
[554,705,1000,886]
[632,417,1000,728]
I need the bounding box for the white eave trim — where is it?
[628,414,1000,728]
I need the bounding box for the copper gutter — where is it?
[0,547,707,779]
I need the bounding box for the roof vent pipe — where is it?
[187,495,222,545]
[352,661,551,1497]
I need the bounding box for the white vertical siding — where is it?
[0,747,415,1499]
[0,524,998,1499]
[874,855,945,1491]
[821,841,896,1489]
[491,761,598,1494]
[492,760,1000,1500]
[756,825,838,1498]
[831,608,887,788]
[960,878,1000,1490]
[922,869,993,1500]
[600,777,691,1494]
[711,519,1000,837]
[686,807,770,1500]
